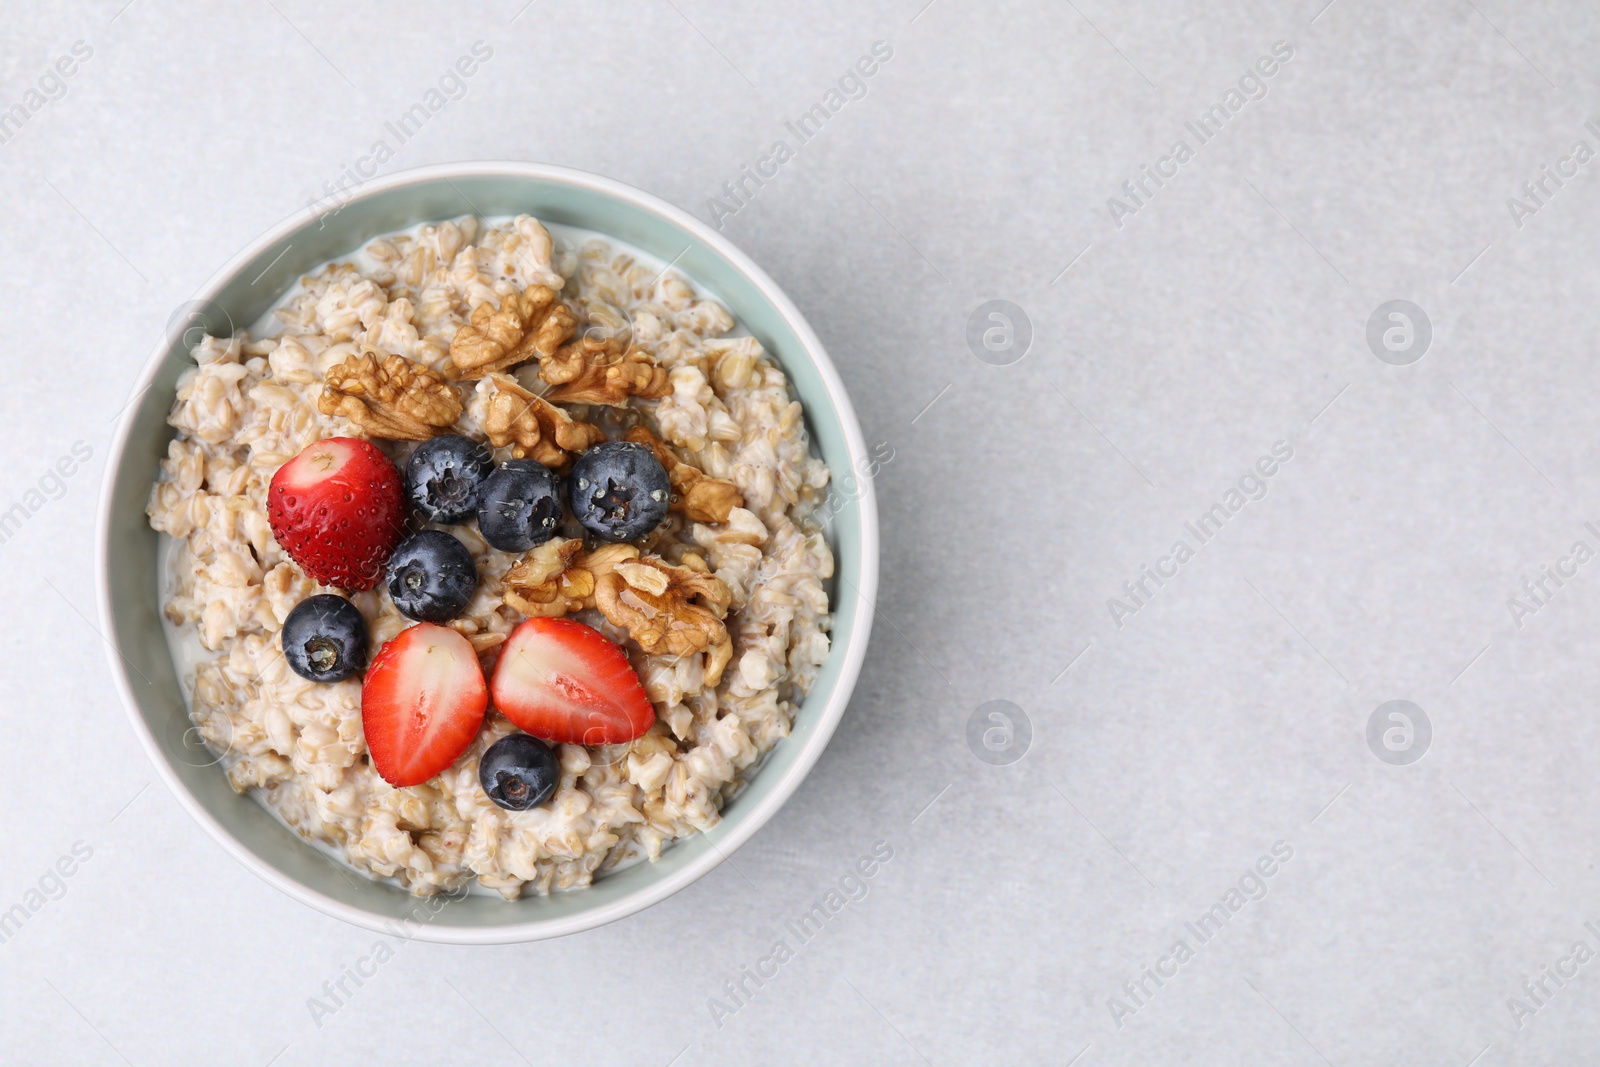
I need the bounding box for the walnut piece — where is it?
[502,538,591,617]
[502,541,635,618]
[317,350,461,440]
[501,541,732,686]
[450,285,578,380]
[540,335,670,407]
[481,373,605,468]
[593,553,733,687]
[624,427,744,524]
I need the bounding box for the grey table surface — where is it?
[4,0,1599,1063]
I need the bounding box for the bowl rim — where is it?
[95,160,879,944]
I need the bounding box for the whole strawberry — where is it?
[267,437,405,590]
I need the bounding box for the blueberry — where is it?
[479,733,560,811]
[282,594,368,683]
[568,441,670,542]
[405,434,495,524]
[477,459,563,552]
[385,530,477,623]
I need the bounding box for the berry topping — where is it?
[361,623,488,787]
[281,594,368,683]
[568,441,670,543]
[385,530,478,624]
[490,617,655,746]
[405,434,495,524]
[476,458,563,553]
[478,733,561,811]
[266,437,405,591]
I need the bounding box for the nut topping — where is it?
[450,285,578,380]
[480,373,605,468]
[502,538,591,618]
[501,541,635,619]
[501,541,732,686]
[540,334,670,407]
[317,350,462,440]
[592,553,733,687]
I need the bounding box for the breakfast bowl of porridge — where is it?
[96,162,878,943]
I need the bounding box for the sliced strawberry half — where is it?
[490,618,655,746]
[362,623,488,787]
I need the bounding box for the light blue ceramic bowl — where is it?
[96,162,878,943]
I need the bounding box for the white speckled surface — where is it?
[5,1,1600,1063]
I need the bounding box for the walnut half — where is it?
[501,541,637,618]
[624,427,743,524]
[502,538,591,617]
[480,373,605,469]
[450,285,577,380]
[317,350,461,440]
[540,334,670,407]
[501,541,733,687]
[594,554,733,687]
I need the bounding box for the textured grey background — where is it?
[3,0,1599,1063]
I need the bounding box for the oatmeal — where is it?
[146,215,834,898]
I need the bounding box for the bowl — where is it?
[95,161,878,944]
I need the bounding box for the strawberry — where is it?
[361,623,488,787]
[267,437,405,590]
[490,617,655,745]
